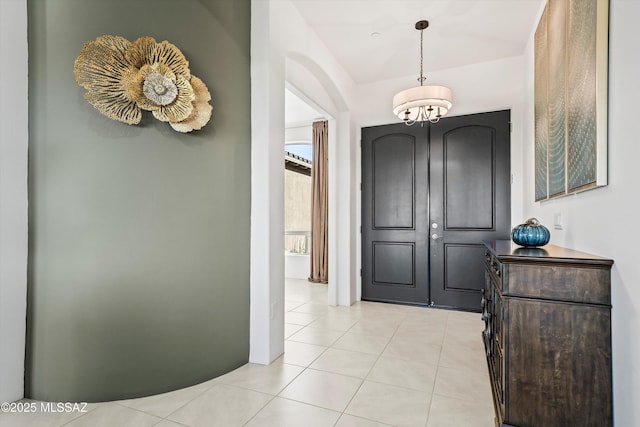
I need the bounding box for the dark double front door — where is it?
[361,110,511,311]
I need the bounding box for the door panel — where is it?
[373,242,414,286]
[430,110,511,311]
[444,127,495,229]
[362,124,429,305]
[443,244,487,291]
[373,136,415,229]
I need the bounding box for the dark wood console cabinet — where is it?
[482,240,613,427]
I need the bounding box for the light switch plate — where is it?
[554,213,563,230]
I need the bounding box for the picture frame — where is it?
[534,0,609,201]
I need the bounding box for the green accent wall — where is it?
[26,0,251,402]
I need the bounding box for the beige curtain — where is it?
[309,120,328,284]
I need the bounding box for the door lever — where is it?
[431,233,442,240]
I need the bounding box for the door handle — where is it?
[431,233,442,240]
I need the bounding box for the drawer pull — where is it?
[491,262,501,277]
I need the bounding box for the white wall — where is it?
[250,0,358,364]
[520,1,640,424]
[285,254,311,280]
[250,0,285,365]
[0,0,28,403]
[285,124,312,143]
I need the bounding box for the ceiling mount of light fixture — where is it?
[415,20,429,31]
[392,19,453,125]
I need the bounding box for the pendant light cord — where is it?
[418,28,425,86]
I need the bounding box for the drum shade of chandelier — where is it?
[392,20,453,125]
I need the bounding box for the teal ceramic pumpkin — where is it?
[511,218,550,247]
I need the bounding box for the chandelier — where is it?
[392,20,453,125]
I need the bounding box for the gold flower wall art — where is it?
[74,35,212,133]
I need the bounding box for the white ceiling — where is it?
[284,0,544,126]
[290,0,544,85]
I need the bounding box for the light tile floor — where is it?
[0,279,494,427]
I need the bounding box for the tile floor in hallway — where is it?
[1,279,494,427]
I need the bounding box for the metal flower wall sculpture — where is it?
[74,35,212,133]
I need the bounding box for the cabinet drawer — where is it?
[507,263,611,305]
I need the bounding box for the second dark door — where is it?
[429,110,511,310]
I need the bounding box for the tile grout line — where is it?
[240,392,279,427]
[334,310,407,426]
[423,312,453,427]
[285,292,404,426]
